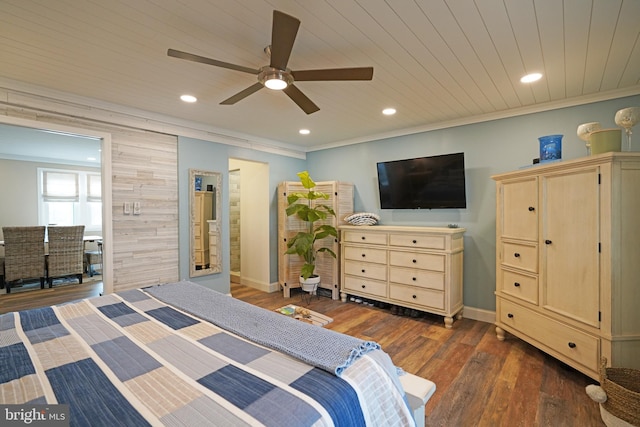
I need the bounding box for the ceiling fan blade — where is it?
[168,49,259,75]
[269,11,300,70]
[220,83,264,105]
[283,84,320,114]
[292,67,374,81]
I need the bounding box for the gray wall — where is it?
[306,94,640,311]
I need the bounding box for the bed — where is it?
[0,280,435,426]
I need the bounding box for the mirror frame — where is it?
[189,169,222,277]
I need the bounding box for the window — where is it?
[38,168,102,232]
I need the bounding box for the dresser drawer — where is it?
[389,233,446,250]
[501,241,538,273]
[344,260,387,281]
[500,269,538,304]
[343,231,388,245]
[389,284,444,310]
[344,246,387,264]
[389,267,444,290]
[343,276,387,297]
[499,299,599,372]
[389,251,445,272]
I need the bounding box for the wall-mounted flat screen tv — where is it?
[377,152,467,209]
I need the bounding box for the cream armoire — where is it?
[492,152,640,380]
[278,180,353,300]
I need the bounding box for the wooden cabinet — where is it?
[278,180,353,300]
[193,191,213,269]
[340,225,465,328]
[493,153,640,379]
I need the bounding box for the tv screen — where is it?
[377,152,467,209]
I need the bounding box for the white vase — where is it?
[299,275,320,293]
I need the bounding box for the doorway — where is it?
[228,158,270,291]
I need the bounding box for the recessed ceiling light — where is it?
[180,94,197,103]
[382,108,396,115]
[520,73,542,83]
[299,129,310,135]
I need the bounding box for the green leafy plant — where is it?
[285,171,338,280]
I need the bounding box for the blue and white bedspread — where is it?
[0,281,415,426]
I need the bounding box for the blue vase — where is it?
[538,135,563,162]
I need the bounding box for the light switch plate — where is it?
[124,202,131,215]
[133,201,141,215]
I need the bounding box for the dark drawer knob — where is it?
[361,285,366,289]
[361,253,366,258]
[514,253,520,258]
[412,259,417,263]
[412,239,417,244]
[412,295,417,299]
[528,206,535,211]
[507,313,514,318]
[545,239,552,245]
[361,269,365,273]
[514,282,521,287]
[568,342,576,349]
[412,277,417,281]
[361,236,366,240]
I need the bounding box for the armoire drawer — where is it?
[389,267,444,290]
[343,276,387,297]
[389,233,445,250]
[501,241,538,273]
[343,246,387,264]
[499,299,599,372]
[343,231,388,245]
[500,269,538,304]
[389,284,444,310]
[344,260,387,280]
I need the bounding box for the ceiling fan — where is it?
[167,10,374,114]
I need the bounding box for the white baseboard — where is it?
[462,306,496,324]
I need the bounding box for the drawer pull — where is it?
[545,239,552,245]
[568,342,576,349]
[528,206,535,211]
[361,236,366,240]
[412,239,417,244]
[412,259,417,263]
[361,253,366,258]
[361,269,365,273]
[514,282,521,287]
[412,277,417,281]
[361,285,366,289]
[412,295,417,299]
[507,313,514,318]
[514,253,520,258]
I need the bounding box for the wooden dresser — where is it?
[493,152,640,379]
[339,225,465,328]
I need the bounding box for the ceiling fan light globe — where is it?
[265,78,288,90]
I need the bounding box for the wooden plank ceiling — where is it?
[0,0,638,151]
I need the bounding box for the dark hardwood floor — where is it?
[0,281,604,426]
[231,284,604,427]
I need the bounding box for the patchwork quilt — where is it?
[0,281,415,427]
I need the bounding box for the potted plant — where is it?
[284,171,338,292]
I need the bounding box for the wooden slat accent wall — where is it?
[110,128,179,291]
[0,108,180,292]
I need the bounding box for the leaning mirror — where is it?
[189,169,222,277]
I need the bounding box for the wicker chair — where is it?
[2,226,46,293]
[46,225,85,287]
